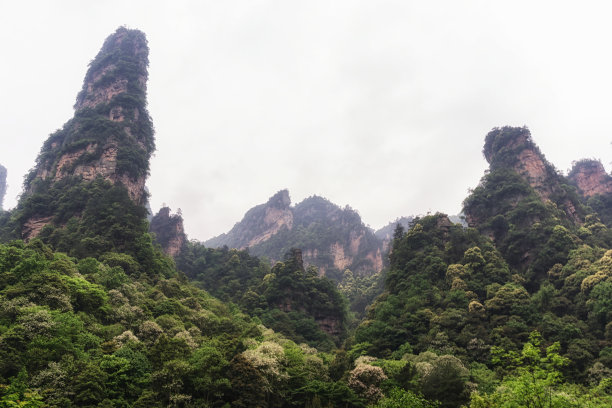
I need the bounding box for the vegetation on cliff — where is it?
[177,244,348,351]
[207,192,384,281]
[1,24,612,407]
[0,27,154,250]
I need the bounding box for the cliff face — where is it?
[468,126,583,227]
[568,159,612,198]
[0,164,6,210]
[205,190,294,249]
[20,27,154,240]
[150,207,186,258]
[205,190,384,279]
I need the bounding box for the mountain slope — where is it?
[568,159,612,229]
[462,127,594,285]
[351,128,612,406]
[205,190,384,280]
[375,216,414,252]
[0,28,155,260]
[0,28,366,408]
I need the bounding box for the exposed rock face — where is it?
[20,27,154,240]
[205,190,384,279]
[31,27,152,204]
[568,159,612,198]
[0,164,6,210]
[150,207,186,258]
[463,127,592,282]
[205,190,294,249]
[317,317,343,337]
[484,127,553,198]
[22,216,53,239]
[477,126,582,224]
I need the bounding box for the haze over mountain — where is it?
[1,21,612,407]
[204,190,385,280]
[0,27,354,407]
[2,2,612,242]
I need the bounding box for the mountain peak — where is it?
[16,27,154,241]
[75,27,149,111]
[568,159,612,198]
[267,189,291,209]
[477,126,582,224]
[150,207,186,257]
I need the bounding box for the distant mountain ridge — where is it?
[205,190,385,279]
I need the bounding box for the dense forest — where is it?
[0,28,611,407]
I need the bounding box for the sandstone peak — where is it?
[205,191,384,279]
[27,27,153,203]
[150,207,186,258]
[75,27,149,111]
[568,159,612,198]
[267,189,291,209]
[479,126,582,223]
[19,27,154,239]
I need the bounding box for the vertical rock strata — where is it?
[205,190,384,278]
[469,126,582,226]
[21,27,154,239]
[150,207,187,257]
[568,159,612,198]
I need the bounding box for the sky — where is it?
[1,1,611,241]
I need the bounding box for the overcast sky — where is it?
[1,1,611,241]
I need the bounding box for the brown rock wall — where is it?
[569,160,612,198]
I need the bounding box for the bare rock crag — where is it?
[205,190,384,278]
[568,159,612,198]
[150,207,187,258]
[21,27,154,239]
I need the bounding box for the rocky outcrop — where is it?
[150,207,186,258]
[0,164,6,210]
[248,203,294,247]
[205,191,384,278]
[20,27,154,240]
[479,126,582,224]
[28,27,152,204]
[22,216,53,239]
[568,159,612,198]
[205,190,293,249]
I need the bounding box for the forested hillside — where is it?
[351,128,612,407]
[0,27,611,408]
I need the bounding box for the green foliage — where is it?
[207,194,384,281]
[373,387,439,408]
[0,240,331,407]
[178,245,348,350]
[469,331,612,407]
